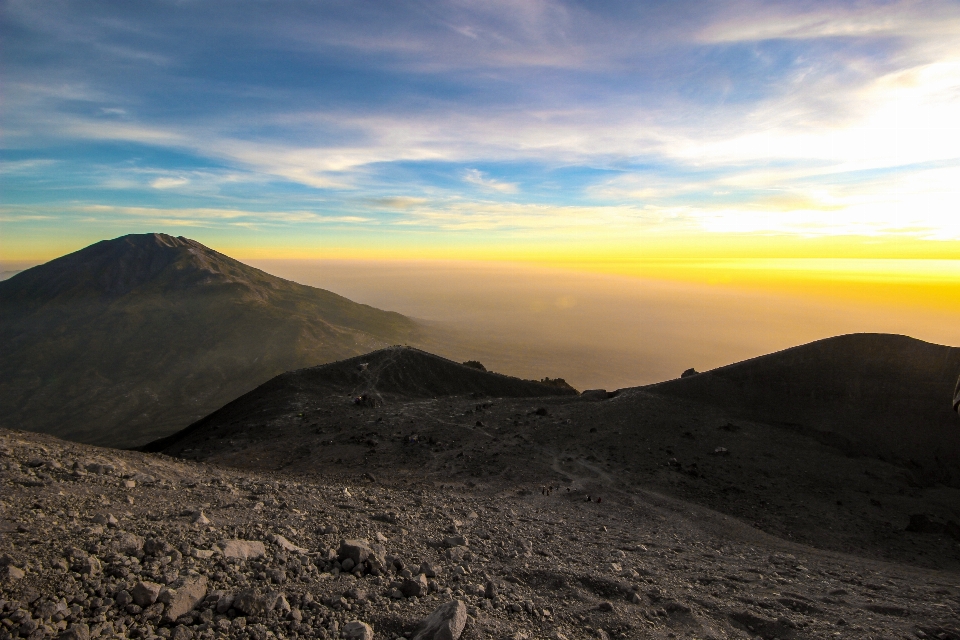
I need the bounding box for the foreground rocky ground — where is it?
[2,428,958,640]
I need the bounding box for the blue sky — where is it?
[2,0,960,260]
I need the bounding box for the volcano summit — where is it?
[0,234,421,447]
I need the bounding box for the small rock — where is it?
[171,626,195,640]
[161,575,207,623]
[1,564,25,584]
[580,389,609,401]
[192,511,210,526]
[419,561,439,578]
[443,534,468,548]
[269,534,306,553]
[343,620,374,640]
[57,623,90,640]
[402,574,429,598]
[339,539,386,574]
[144,538,173,556]
[338,539,373,564]
[233,589,281,616]
[76,555,101,577]
[215,592,235,614]
[218,539,266,560]
[92,513,118,528]
[131,581,163,607]
[115,532,144,556]
[36,599,67,620]
[413,599,467,640]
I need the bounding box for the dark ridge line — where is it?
[139,345,578,453]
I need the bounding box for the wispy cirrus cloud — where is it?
[463,169,518,194]
[3,0,960,256]
[150,176,189,189]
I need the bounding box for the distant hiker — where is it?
[597,497,602,503]
[586,495,591,502]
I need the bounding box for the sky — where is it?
[3,0,960,268]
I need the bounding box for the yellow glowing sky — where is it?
[3,0,960,337]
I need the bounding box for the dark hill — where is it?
[647,333,960,473]
[145,336,960,571]
[143,345,578,453]
[0,233,422,447]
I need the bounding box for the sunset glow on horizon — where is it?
[3,0,960,324]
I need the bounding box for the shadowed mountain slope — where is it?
[0,233,422,447]
[646,333,960,474]
[144,345,578,452]
[148,337,960,570]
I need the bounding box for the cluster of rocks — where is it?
[2,428,958,640]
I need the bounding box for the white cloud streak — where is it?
[463,169,518,193]
[4,0,960,242]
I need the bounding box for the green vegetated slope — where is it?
[0,233,422,447]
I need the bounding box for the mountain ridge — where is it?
[147,333,960,570]
[0,233,423,447]
[646,332,960,472]
[143,345,578,453]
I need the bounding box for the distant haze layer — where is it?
[249,258,960,392]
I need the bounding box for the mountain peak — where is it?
[0,233,259,303]
[0,233,421,447]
